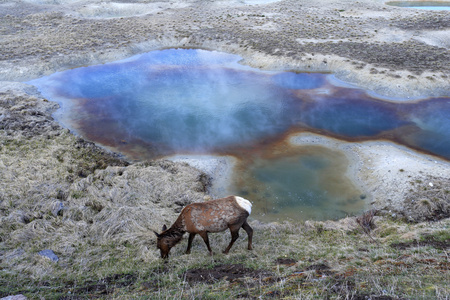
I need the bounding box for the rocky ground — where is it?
[0,0,449,298]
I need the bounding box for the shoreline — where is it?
[289,133,450,213]
[2,0,450,98]
[1,0,449,222]
[167,154,238,199]
[2,43,449,99]
[165,133,450,222]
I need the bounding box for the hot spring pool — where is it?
[27,48,450,221]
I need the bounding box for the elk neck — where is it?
[161,219,186,247]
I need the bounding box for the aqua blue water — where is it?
[401,100,450,159]
[30,50,304,154]
[27,48,450,221]
[300,94,406,137]
[27,49,450,160]
[387,1,450,10]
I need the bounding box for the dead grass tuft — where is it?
[356,209,377,233]
[400,176,450,222]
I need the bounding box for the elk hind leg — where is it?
[223,224,240,254]
[242,220,253,250]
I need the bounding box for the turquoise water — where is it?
[27,48,450,221]
[387,1,450,10]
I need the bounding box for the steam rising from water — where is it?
[28,49,321,155]
[27,48,450,221]
[28,49,450,160]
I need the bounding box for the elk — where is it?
[153,196,253,259]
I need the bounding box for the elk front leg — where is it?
[198,231,213,255]
[186,233,196,254]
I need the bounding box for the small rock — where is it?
[0,295,27,300]
[38,249,59,262]
[52,201,64,216]
[429,182,433,187]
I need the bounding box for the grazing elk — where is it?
[153,196,253,259]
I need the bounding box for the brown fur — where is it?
[154,196,253,259]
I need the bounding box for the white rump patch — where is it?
[235,196,252,215]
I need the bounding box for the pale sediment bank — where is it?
[166,132,450,222]
[237,51,450,99]
[290,133,450,220]
[167,154,238,199]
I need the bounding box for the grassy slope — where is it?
[1,217,449,299]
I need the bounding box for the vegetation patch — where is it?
[393,176,450,222]
[390,234,450,250]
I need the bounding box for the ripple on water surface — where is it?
[27,48,450,221]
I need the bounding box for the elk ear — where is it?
[153,230,160,238]
[162,224,167,231]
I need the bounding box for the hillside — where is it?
[1,0,449,298]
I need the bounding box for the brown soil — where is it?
[183,264,272,284]
[390,235,450,250]
[274,258,297,266]
[305,263,332,273]
[67,273,137,298]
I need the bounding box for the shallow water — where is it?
[27,48,450,221]
[232,146,365,221]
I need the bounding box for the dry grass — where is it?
[0,90,211,295]
[400,177,450,223]
[3,207,449,299]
